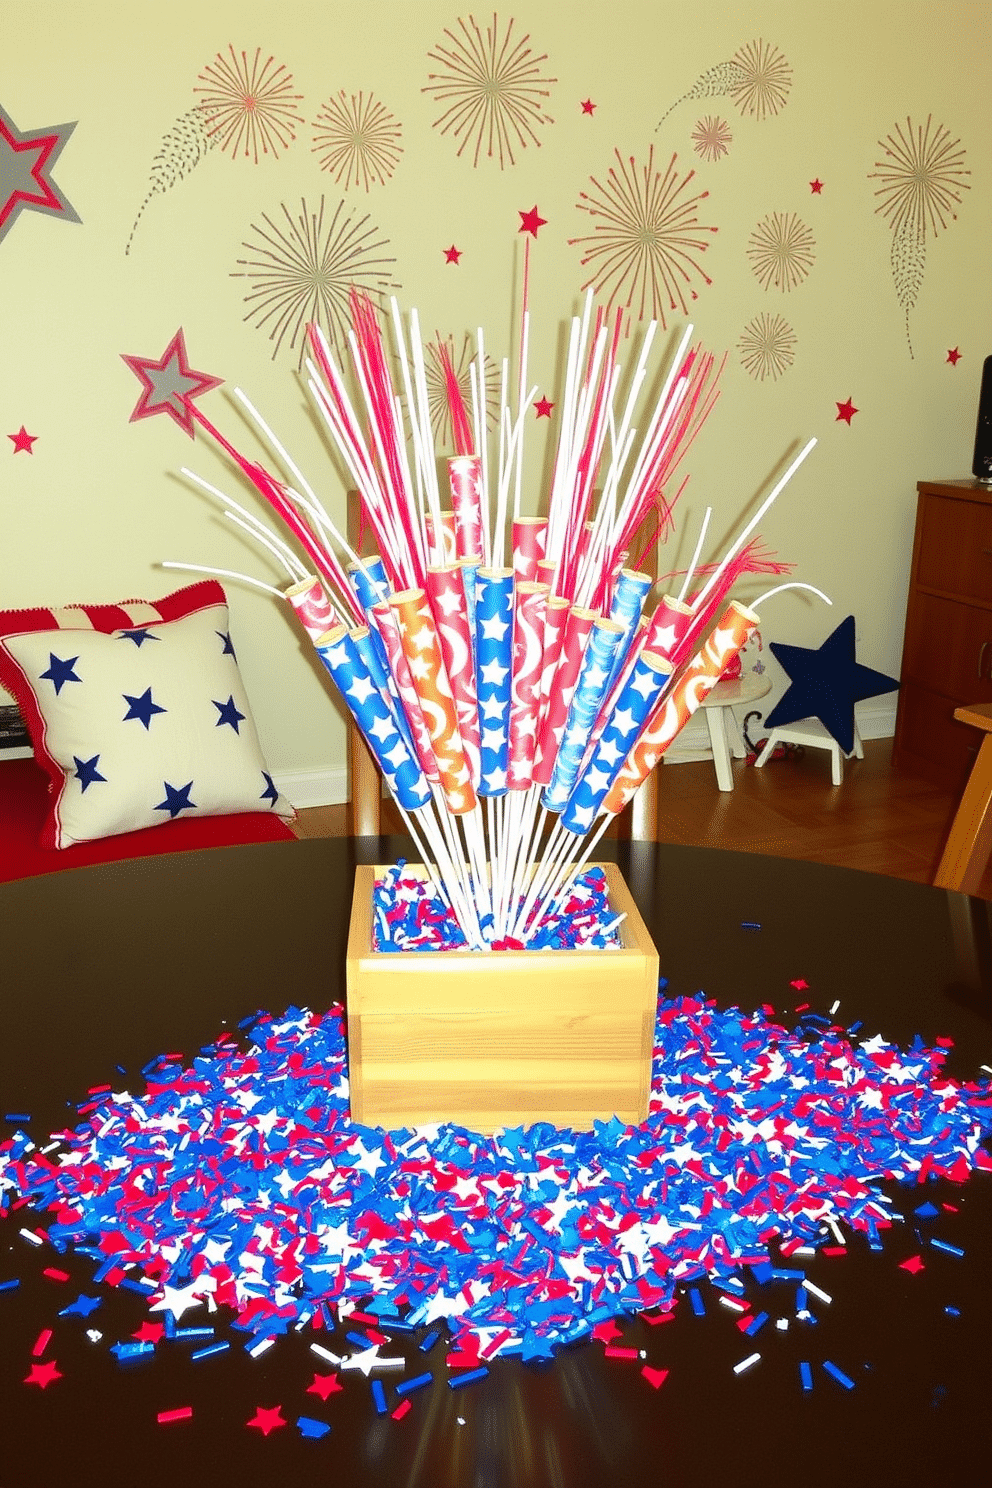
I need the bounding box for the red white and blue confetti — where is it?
[371,863,625,951]
[2,992,990,1398]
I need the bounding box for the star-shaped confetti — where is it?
[149,1279,206,1321]
[8,426,37,453]
[121,329,223,438]
[307,1372,344,1401]
[0,104,80,244]
[835,397,858,424]
[247,1405,287,1436]
[534,396,554,419]
[591,1318,622,1343]
[763,614,899,754]
[580,99,597,115]
[24,1360,62,1388]
[132,1321,165,1344]
[443,244,462,263]
[518,205,547,238]
[899,1254,925,1274]
[810,178,824,194]
[947,347,962,365]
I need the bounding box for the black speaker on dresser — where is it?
[974,354,992,483]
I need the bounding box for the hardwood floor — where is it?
[291,737,992,901]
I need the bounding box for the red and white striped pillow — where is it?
[0,581,294,848]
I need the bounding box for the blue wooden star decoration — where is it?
[763,615,899,754]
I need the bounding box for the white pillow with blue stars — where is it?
[0,582,294,848]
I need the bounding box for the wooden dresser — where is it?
[892,479,992,787]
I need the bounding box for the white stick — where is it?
[158,562,284,597]
[221,510,308,581]
[692,438,818,613]
[677,507,713,605]
[752,581,832,611]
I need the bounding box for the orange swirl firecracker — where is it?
[388,588,477,815]
[372,600,440,782]
[602,601,759,815]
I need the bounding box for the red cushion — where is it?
[0,757,294,884]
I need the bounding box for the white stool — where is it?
[698,674,772,791]
[754,716,864,786]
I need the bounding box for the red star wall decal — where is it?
[809,178,824,193]
[121,329,223,438]
[835,397,858,424]
[581,99,597,115]
[518,205,547,237]
[8,426,37,453]
[443,244,462,263]
[534,396,554,418]
[0,104,80,244]
[947,347,962,365]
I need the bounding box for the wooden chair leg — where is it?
[348,721,381,837]
[934,733,992,894]
[629,770,658,842]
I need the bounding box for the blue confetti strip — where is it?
[0,996,989,1367]
[822,1359,856,1390]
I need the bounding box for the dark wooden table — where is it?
[1,838,990,1486]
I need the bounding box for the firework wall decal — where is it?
[423,12,556,168]
[425,335,500,449]
[232,197,400,367]
[126,106,218,255]
[747,211,816,293]
[659,38,792,128]
[569,147,717,328]
[312,91,403,191]
[691,116,733,163]
[194,45,304,163]
[738,312,797,381]
[868,114,969,358]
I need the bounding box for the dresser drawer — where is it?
[916,491,992,602]
[901,590,992,703]
[892,679,978,790]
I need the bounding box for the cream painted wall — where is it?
[2,1,990,801]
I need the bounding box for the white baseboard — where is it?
[663,700,898,765]
[272,764,348,809]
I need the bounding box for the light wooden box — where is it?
[345,862,659,1134]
